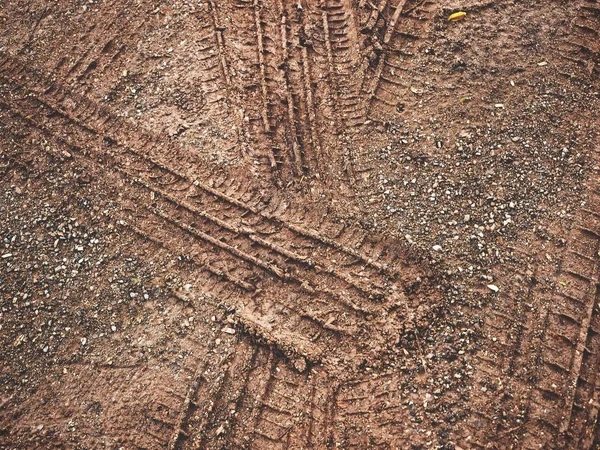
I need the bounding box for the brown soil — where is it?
[1,0,600,448]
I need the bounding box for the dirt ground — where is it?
[1,0,600,448]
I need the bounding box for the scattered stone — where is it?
[294,356,307,373]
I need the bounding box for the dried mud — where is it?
[1,0,600,448]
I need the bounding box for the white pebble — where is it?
[487,284,500,293]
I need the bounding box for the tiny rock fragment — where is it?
[487,284,500,293]
[1,253,12,258]
[432,245,443,251]
[448,11,467,21]
[222,327,236,335]
[537,61,548,66]
[294,356,307,373]
[13,335,25,347]
[216,424,225,436]
[494,103,504,108]
[81,337,87,345]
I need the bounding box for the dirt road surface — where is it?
[1,0,600,448]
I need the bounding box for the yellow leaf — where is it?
[449,11,467,21]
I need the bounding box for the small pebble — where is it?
[487,284,500,293]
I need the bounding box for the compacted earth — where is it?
[1,0,600,448]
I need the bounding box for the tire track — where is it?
[461,243,545,447]
[0,108,343,364]
[187,3,232,118]
[0,52,396,279]
[49,0,145,86]
[193,344,262,448]
[3,95,386,311]
[300,0,341,139]
[512,164,600,448]
[321,0,366,128]
[278,0,323,175]
[231,354,323,448]
[0,51,416,367]
[556,203,600,448]
[274,0,305,175]
[332,370,421,448]
[555,0,599,78]
[464,169,600,448]
[0,140,231,447]
[363,0,436,121]
[169,340,241,450]
[0,143,295,449]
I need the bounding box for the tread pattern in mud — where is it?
[465,176,600,449]
[557,0,600,77]
[0,52,415,368]
[5,0,439,181]
[4,2,600,448]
